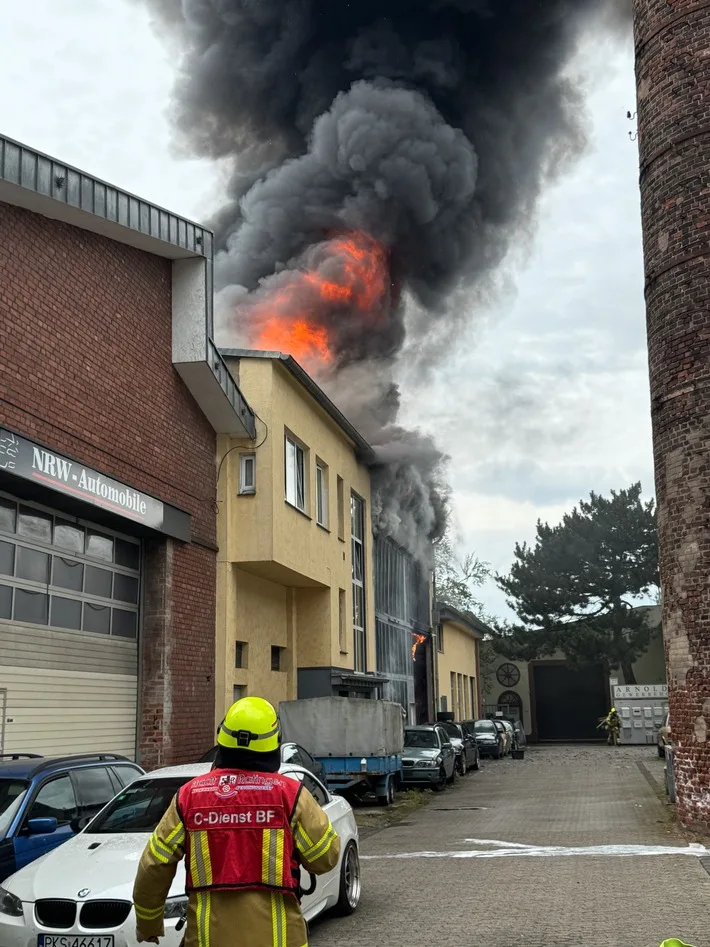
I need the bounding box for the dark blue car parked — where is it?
[0,753,143,882]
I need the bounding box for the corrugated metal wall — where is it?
[374,536,430,718]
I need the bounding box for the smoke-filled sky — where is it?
[0,0,653,617]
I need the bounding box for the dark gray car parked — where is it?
[400,725,456,791]
[465,719,505,759]
[438,721,480,774]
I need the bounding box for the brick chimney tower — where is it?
[633,0,710,829]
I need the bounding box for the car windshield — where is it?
[0,779,29,838]
[439,722,460,738]
[85,777,189,834]
[404,730,438,748]
[474,721,495,732]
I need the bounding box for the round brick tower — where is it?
[633,0,710,828]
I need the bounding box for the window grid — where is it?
[285,435,306,512]
[351,493,366,673]
[316,462,328,528]
[239,453,256,495]
[0,493,140,639]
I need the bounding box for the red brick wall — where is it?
[633,0,710,828]
[0,201,217,767]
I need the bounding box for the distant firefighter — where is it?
[597,707,621,746]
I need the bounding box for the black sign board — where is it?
[0,427,166,531]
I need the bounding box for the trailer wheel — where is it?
[377,775,395,806]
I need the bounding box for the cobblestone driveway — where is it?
[312,746,709,947]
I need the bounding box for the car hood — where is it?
[5,833,186,902]
[402,746,440,759]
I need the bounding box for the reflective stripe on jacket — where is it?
[177,769,302,896]
[133,774,341,947]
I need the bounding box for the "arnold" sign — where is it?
[0,428,164,530]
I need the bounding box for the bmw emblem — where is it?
[77,889,90,899]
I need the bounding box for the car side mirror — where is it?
[70,815,93,834]
[26,817,58,836]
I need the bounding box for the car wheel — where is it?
[457,755,467,776]
[433,766,447,792]
[335,842,361,916]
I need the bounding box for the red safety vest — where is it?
[177,769,302,896]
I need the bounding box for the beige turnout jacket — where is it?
[132,785,340,947]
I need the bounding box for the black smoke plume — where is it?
[143,0,629,557]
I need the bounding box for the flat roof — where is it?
[0,133,211,260]
[221,349,375,463]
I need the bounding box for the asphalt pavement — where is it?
[312,745,710,947]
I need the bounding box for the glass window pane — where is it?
[0,583,12,619]
[16,546,50,583]
[87,531,113,562]
[113,573,139,605]
[54,520,84,554]
[296,447,305,510]
[0,540,15,577]
[14,589,48,624]
[112,608,137,639]
[352,543,363,582]
[285,439,296,505]
[50,595,82,630]
[0,498,16,533]
[74,768,115,808]
[27,775,77,826]
[18,507,52,543]
[53,557,84,592]
[85,565,112,598]
[83,602,110,635]
[115,539,140,570]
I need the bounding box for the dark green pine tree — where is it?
[495,484,659,685]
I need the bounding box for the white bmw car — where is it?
[0,763,361,947]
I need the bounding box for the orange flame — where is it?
[239,232,388,372]
[411,634,426,661]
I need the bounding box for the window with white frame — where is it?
[239,453,256,495]
[351,492,366,672]
[316,461,328,528]
[285,434,306,512]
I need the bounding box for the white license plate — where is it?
[39,937,114,947]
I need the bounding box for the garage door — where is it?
[0,493,140,758]
[533,662,608,741]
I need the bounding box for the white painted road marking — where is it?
[362,838,709,860]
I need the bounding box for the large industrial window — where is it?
[351,492,366,672]
[437,626,444,653]
[0,493,140,639]
[285,434,306,512]
[316,461,328,528]
[450,672,457,718]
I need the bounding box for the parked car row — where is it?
[0,749,361,946]
[399,715,527,792]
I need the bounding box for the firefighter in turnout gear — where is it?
[132,697,341,947]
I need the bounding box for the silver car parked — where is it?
[400,725,457,792]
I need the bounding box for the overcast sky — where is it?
[0,2,653,619]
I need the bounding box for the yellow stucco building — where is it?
[214,350,386,722]
[435,603,484,721]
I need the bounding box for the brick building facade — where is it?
[0,136,255,769]
[633,1,710,828]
